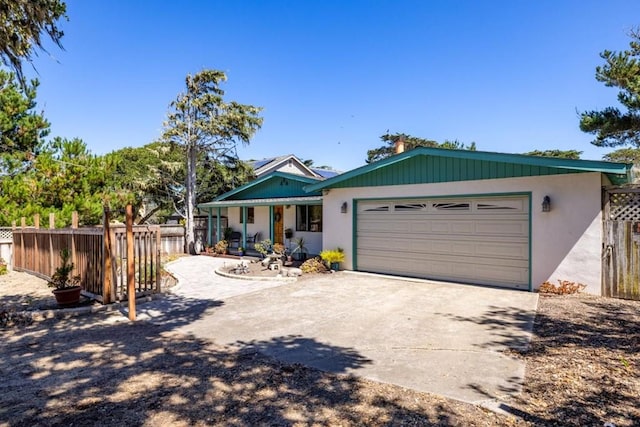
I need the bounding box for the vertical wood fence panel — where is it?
[12,221,161,304]
[603,187,640,300]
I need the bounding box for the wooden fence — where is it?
[603,186,640,300]
[12,213,161,304]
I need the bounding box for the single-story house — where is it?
[198,155,339,255]
[198,171,325,255]
[304,146,631,294]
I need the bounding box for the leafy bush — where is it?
[539,280,586,295]
[254,239,273,257]
[300,257,329,274]
[0,258,7,275]
[214,240,228,255]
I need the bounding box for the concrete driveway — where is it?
[149,256,538,406]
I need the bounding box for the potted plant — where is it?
[254,239,273,258]
[291,237,308,261]
[214,239,228,255]
[238,246,245,257]
[48,248,82,306]
[320,248,345,271]
[272,243,285,259]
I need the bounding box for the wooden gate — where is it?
[603,187,640,300]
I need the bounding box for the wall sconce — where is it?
[341,202,348,214]
[542,195,551,212]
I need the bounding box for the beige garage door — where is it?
[356,196,530,290]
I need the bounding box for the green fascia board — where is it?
[214,171,321,201]
[198,196,323,209]
[304,147,632,191]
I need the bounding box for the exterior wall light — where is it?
[341,202,348,214]
[542,195,551,212]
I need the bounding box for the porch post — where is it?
[242,206,247,247]
[216,207,221,242]
[207,208,213,246]
[268,205,274,242]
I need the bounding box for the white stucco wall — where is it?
[282,205,323,256]
[322,172,604,294]
[226,205,322,255]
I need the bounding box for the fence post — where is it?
[19,218,25,270]
[102,209,113,304]
[71,211,78,271]
[155,225,161,292]
[49,213,55,275]
[126,205,136,321]
[33,214,39,272]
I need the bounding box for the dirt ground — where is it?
[0,270,638,426]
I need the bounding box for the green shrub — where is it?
[214,240,228,255]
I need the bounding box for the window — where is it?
[296,205,322,232]
[239,207,254,224]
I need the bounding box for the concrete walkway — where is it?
[145,256,539,407]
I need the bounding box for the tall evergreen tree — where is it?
[580,29,640,148]
[0,70,49,174]
[162,70,262,254]
[0,0,67,85]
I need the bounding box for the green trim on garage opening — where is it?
[352,198,358,270]
[527,193,533,292]
[352,191,533,291]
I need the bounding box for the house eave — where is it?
[199,196,323,209]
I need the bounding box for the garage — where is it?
[305,146,631,294]
[355,195,530,290]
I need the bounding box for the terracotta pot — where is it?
[52,286,82,306]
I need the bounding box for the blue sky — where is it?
[25,0,640,172]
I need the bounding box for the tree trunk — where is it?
[185,143,198,254]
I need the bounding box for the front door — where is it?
[274,205,284,244]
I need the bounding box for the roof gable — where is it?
[216,171,322,201]
[251,155,320,178]
[305,147,632,191]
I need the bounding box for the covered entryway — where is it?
[355,195,530,290]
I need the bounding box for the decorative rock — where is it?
[283,267,302,277]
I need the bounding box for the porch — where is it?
[198,171,325,257]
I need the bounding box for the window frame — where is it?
[239,207,255,224]
[296,205,322,232]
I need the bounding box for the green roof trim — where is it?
[304,147,632,191]
[199,195,323,209]
[214,171,322,201]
